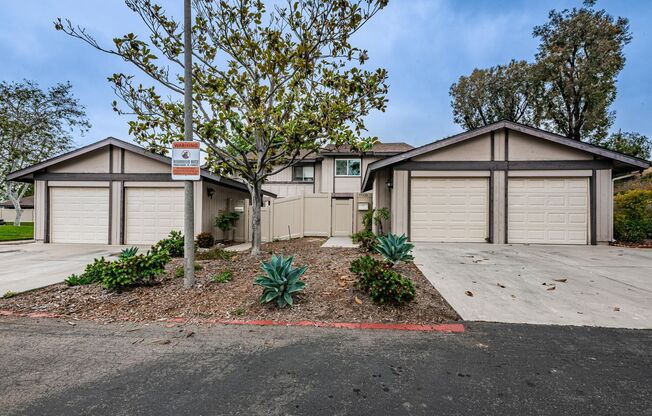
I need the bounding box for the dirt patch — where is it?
[0,238,460,324]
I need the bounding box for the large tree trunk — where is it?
[13,207,23,227]
[7,192,23,227]
[249,181,263,256]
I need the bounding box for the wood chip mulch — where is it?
[0,238,460,325]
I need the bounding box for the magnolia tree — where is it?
[56,0,389,255]
[0,81,89,225]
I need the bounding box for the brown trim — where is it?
[590,170,597,245]
[120,181,125,245]
[120,148,125,174]
[34,173,174,182]
[394,160,612,171]
[43,181,50,243]
[407,171,411,241]
[504,127,509,162]
[265,180,315,185]
[504,172,508,244]
[108,181,113,244]
[488,171,494,243]
[490,131,495,161]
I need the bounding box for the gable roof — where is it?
[362,120,651,191]
[322,142,414,155]
[6,137,275,197]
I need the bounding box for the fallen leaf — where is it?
[510,294,516,298]
[339,281,347,287]
[67,321,76,326]
[496,283,506,288]
[465,291,474,297]
[613,307,620,312]
[354,296,363,305]
[553,278,567,283]
[546,286,556,291]
[185,331,195,338]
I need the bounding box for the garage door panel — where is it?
[126,188,184,245]
[508,178,588,245]
[50,187,109,244]
[410,178,488,243]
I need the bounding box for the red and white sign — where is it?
[171,141,201,181]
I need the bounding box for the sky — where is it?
[1,0,651,148]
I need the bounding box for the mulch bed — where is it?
[0,238,460,325]
[609,240,652,249]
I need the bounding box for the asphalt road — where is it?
[1,318,650,416]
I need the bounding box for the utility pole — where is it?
[183,0,195,288]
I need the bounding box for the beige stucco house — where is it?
[263,142,413,198]
[363,121,650,245]
[7,138,274,245]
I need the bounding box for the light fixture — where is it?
[385,178,393,189]
[207,187,215,199]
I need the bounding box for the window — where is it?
[335,159,361,176]
[292,165,314,182]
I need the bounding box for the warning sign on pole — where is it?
[171,141,201,181]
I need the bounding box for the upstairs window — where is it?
[335,159,361,176]
[292,165,314,182]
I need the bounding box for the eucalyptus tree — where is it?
[0,80,89,225]
[56,0,388,255]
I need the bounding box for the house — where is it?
[0,196,35,223]
[363,121,650,245]
[263,142,413,198]
[6,138,274,245]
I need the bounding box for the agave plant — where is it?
[254,254,307,308]
[375,233,414,265]
[119,246,139,259]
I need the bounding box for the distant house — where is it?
[263,142,414,198]
[0,196,35,223]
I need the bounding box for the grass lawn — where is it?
[0,222,34,241]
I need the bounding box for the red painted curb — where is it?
[0,309,464,333]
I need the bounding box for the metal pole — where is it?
[183,0,195,288]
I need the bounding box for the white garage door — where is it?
[508,178,588,244]
[50,187,109,244]
[125,187,184,245]
[410,177,488,242]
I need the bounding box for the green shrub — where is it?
[100,248,171,291]
[196,232,215,248]
[352,230,378,252]
[215,212,240,234]
[350,255,385,290]
[174,266,184,278]
[152,230,185,257]
[210,270,233,283]
[254,254,307,308]
[196,248,232,261]
[119,247,139,259]
[367,268,415,304]
[362,208,391,234]
[614,189,652,243]
[2,291,17,299]
[65,257,109,286]
[375,233,414,265]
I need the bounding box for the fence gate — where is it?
[331,198,353,236]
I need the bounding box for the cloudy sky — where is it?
[1,0,650,148]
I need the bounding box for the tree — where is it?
[533,0,632,141]
[56,0,388,256]
[0,80,90,225]
[592,130,651,160]
[450,60,541,130]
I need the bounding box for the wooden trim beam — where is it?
[394,160,613,171]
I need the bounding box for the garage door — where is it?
[125,187,184,245]
[410,177,488,242]
[508,178,588,244]
[50,187,109,244]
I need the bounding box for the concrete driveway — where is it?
[0,243,125,295]
[414,243,652,329]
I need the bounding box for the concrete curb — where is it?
[0,310,464,333]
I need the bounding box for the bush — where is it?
[2,291,17,299]
[614,189,652,243]
[65,257,109,286]
[349,255,385,290]
[215,212,240,234]
[119,247,139,259]
[152,230,185,257]
[351,230,378,252]
[210,270,233,283]
[196,248,232,261]
[367,268,415,304]
[101,248,171,291]
[254,254,307,308]
[375,233,414,265]
[196,232,215,248]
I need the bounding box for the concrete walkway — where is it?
[224,243,252,252]
[321,236,359,248]
[0,243,124,295]
[414,243,652,329]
